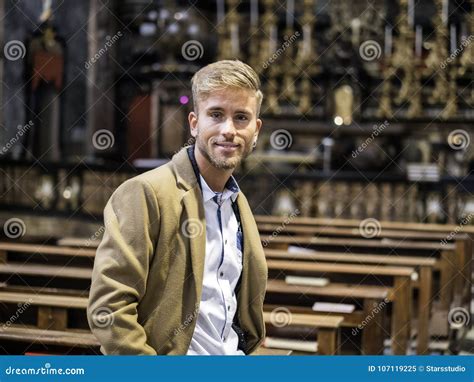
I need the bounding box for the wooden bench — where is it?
[262,311,344,355]
[0,242,96,258]
[251,346,292,355]
[265,279,392,355]
[0,263,92,279]
[0,325,99,348]
[263,235,458,313]
[265,248,437,354]
[0,242,94,293]
[266,259,414,355]
[257,215,472,307]
[0,290,88,331]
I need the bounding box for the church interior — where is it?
[0,0,473,356]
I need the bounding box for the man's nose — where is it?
[221,117,237,138]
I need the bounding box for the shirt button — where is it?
[225,239,227,244]
[223,336,227,342]
[227,305,231,311]
[220,271,224,277]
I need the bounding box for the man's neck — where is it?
[195,147,233,193]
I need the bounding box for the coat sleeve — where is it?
[87,177,160,355]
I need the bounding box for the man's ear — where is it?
[188,111,198,138]
[254,117,262,140]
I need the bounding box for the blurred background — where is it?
[0,0,472,224]
[0,0,473,356]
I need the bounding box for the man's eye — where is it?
[236,115,249,121]
[210,112,222,119]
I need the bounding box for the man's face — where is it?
[189,87,262,170]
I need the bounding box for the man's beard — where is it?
[195,135,252,170]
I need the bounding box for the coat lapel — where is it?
[181,187,206,304]
[171,148,207,305]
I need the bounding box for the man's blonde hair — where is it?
[191,60,263,117]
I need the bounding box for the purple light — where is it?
[179,95,189,105]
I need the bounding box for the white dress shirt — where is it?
[187,174,244,355]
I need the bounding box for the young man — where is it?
[87,60,267,355]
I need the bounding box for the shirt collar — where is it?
[199,174,240,204]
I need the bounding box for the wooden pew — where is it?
[0,242,95,353]
[265,248,437,354]
[265,279,392,355]
[263,235,457,313]
[257,215,472,307]
[0,290,88,330]
[266,260,414,355]
[251,347,292,355]
[0,326,99,350]
[0,242,93,294]
[262,311,344,355]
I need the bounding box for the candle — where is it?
[460,21,467,42]
[351,18,361,47]
[250,0,258,27]
[450,24,456,54]
[415,25,422,57]
[216,0,225,25]
[384,25,392,57]
[303,24,311,58]
[231,23,239,56]
[442,0,449,26]
[408,0,414,27]
[286,0,294,29]
[269,25,277,54]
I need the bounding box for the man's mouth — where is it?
[213,141,240,154]
[214,142,240,148]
